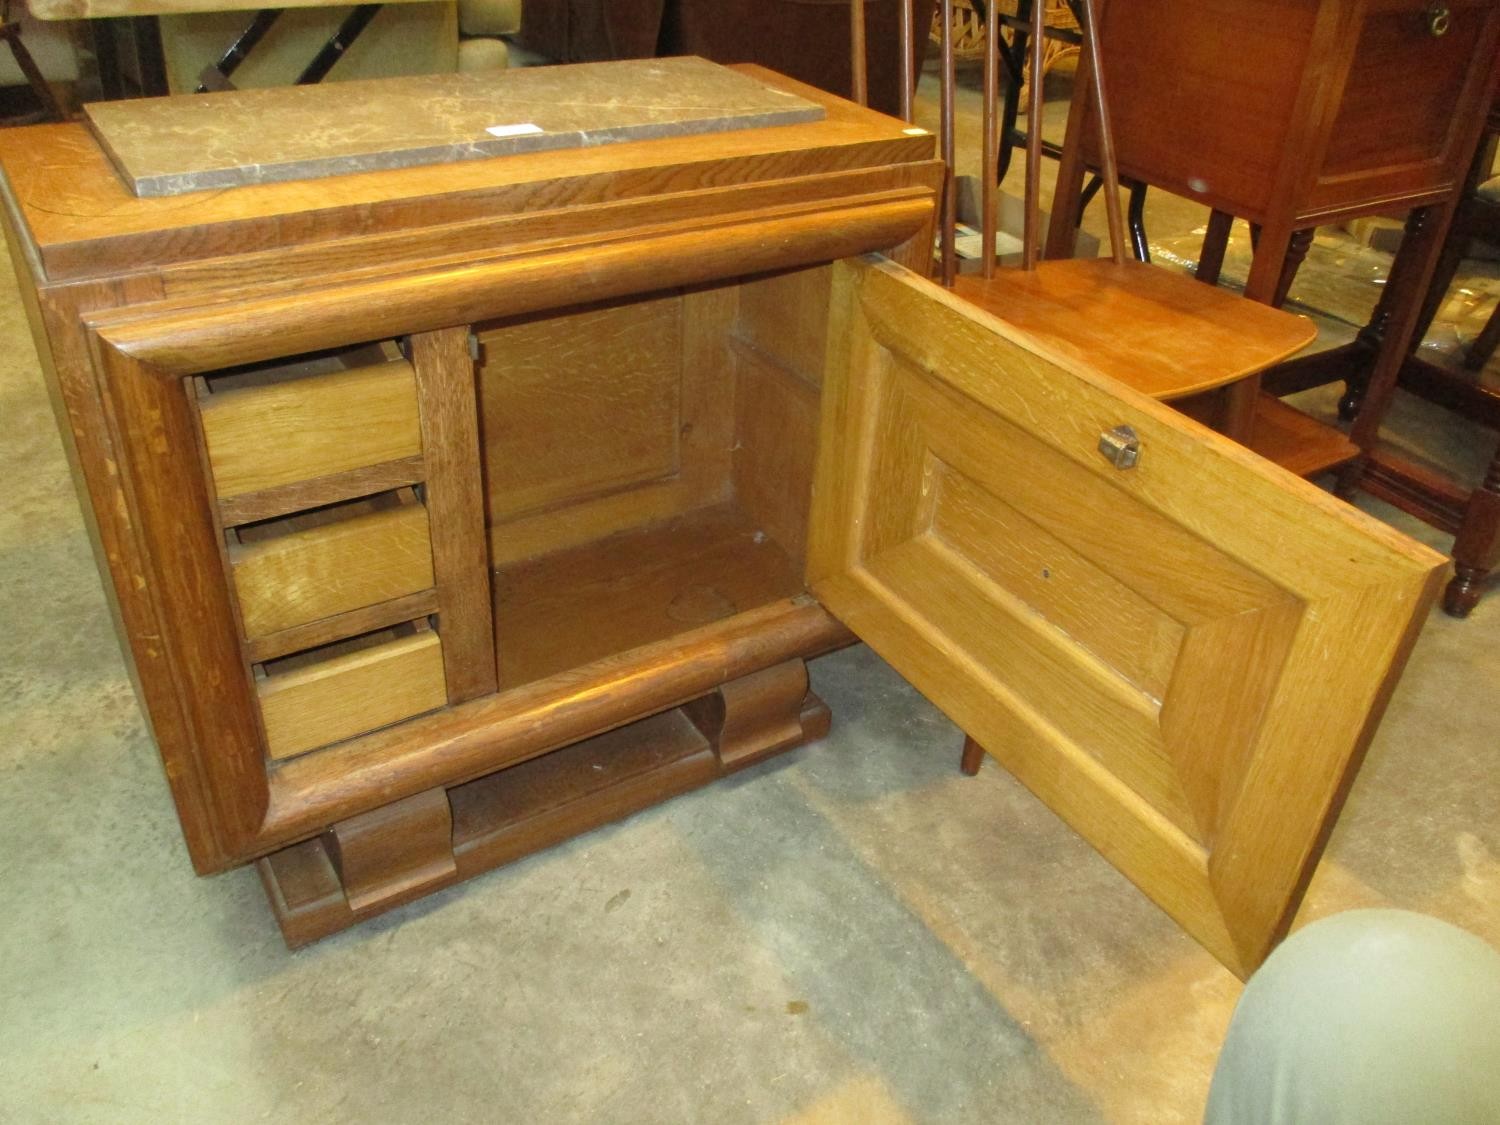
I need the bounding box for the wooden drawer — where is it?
[257,630,447,760]
[199,360,422,499]
[231,501,436,639]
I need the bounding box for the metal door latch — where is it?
[1098,424,1141,470]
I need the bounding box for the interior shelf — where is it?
[1248,392,1360,478]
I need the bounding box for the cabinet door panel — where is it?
[808,257,1445,976]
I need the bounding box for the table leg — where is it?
[1196,208,1234,285]
[196,9,282,93]
[1272,228,1314,308]
[1465,308,1500,371]
[960,735,985,776]
[1242,223,1293,305]
[996,17,1026,182]
[296,5,382,85]
[1214,223,1300,444]
[1444,438,1500,616]
[1336,201,1462,495]
[0,22,65,120]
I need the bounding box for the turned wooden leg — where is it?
[1348,204,1459,453]
[1272,228,1315,308]
[1444,440,1500,617]
[1338,213,1422,420]
[960,735,985,776]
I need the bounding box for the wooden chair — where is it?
[856,0,1317,443]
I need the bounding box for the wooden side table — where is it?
[1045,0,1500,474]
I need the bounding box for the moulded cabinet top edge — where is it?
[0,65,935,285]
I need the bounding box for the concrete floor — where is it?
[2,72,1498,1123]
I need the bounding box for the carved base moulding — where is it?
[261,660,831,947]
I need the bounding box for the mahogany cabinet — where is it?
[1053,0,1500,301]
[1,66,1446,978]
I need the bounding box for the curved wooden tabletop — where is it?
[953,258,1317,400]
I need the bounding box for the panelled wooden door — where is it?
[808,257,1446,977]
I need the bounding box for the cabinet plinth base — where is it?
[256,670,831,948]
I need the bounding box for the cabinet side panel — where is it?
[93,341,271,860]
[0,210,239,870]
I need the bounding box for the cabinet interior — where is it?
[190,264,837,768]
[479,264,832,689]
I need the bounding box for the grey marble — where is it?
[85,57,825,198]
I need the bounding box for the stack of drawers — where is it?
[193,338,492,761]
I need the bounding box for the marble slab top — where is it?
[84,57,827,198]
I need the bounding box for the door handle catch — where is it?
[1098,424,1141,470]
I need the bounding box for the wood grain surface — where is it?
[322,788,457,917]
[230,502,435,639]
[199,360,421,498]
[258,630,448,761]
[493,504,806,687]
[951,259,1316,399]
[0,67,935,283]
[408,326,498,705]
[90,192,935,375]
[263,598,851,846]
[808,257,1445,976]
[1,63,933,890]
[477,287,738,565]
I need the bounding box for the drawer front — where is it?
[199,360,422,499]
[1308,0,1500,212]
[1322,1,1487,177]
[232,503,436,639]
[258,631,448,761]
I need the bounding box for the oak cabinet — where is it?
[1,67,1444,978]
